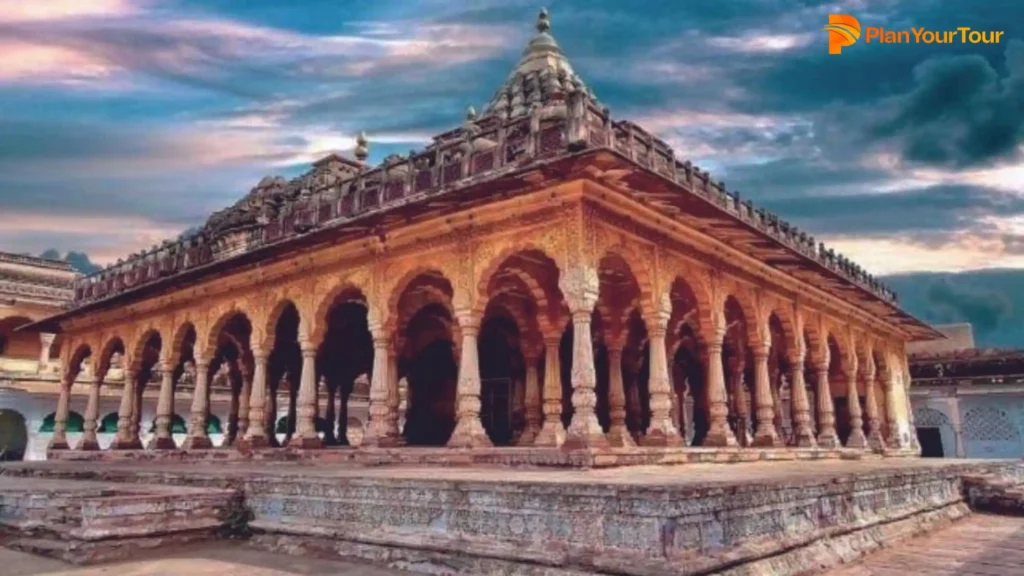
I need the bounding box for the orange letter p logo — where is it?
[824,14,861,54]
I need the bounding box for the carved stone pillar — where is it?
[387,353,404,445]
[728,357,752,447]
[48,370,73,450]
[703,327,737,447]
[111,369,142,449]
[240,348,270,449]
[520,353,542,444]
[787,351,816,447]
[625,352,643,441]
[844,361,867,449]
[606,344,634,447]
[564,307,607,450]
[78,373,103,451]
[364,333,399,447]
[322,376,337,445]
[397,377,408,441]
[150,361,177,449]
[510,378,525,445]
[751,347,781,447]
[534,336,565,447]
[903,355,921,454]
[183,359,212,449]
[448,311,492,448]
[130,377,142,441]
[769,364,785,441]
[643,314,680,447]
[814,358,839,448]
[237,363,252,440]
[38,333,56,372]
[291,341,322,448]
[862,361,884,452]
[226,369,240,446]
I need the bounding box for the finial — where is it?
[354,131,368,163]
[536,7,550,33]
[466,105,477,121]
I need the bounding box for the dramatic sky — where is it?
[1,1,1023,343]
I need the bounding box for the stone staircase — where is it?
[0,476,238,564]
[962,472,1024,516]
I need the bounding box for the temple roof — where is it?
[484,8,595,120]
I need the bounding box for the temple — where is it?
[29,9,938,460]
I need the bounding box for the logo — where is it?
[823,14,861,54]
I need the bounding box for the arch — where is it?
[169,321,197,366]
[963,406,1021,442]
[386,266,455,326]
[96,335,127,374]
[596,244,655,317]
[67,343,93,378]
[205,306,252,357]
[39,410,84,433]
[0,409,28,461]
[130,328,164,371]
[99,412,120,433]
[262,298,303,350]
[914,407,953,429]
[474,243,564,318]
[311,281,369,343]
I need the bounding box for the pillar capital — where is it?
[251,345,268,361]
[454,309,481,334]
[39,332,56,346]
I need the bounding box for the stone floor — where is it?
[4,454,985,487]
[1,543,410,576]
[828,514,1024,575]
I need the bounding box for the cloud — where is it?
[0,0,139,23]
[870,40,1024,168]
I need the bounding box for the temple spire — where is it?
[483,8,594,120]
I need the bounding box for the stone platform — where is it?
[2,458,1024,575]
[46,444,901,469]
[0,475,236,565]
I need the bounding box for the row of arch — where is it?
[49,242,917,453]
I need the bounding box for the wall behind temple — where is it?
[912,394,1024,459]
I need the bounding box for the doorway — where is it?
[917,427,944,458]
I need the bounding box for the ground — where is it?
[827,514,1024,576]
[1,544,410,576]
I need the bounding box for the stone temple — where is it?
[5,10,1023,576]
[32,8,932,458]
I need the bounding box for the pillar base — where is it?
[447,416,493,449]
[845,428,869,449]
[701,429,738,447]
[867,429,886,452]
[639,425,680,448]
[789,427,818,448]
[236,435,270,452]
[564,415,610,451]
[288,435,323,449]
[518,423,540,446]
[751,429,785,448]
[147,436,178,450]
[182,435,213,450]
[109,436,143,450]
[817,429,841,449]
[607,423,637,448]
[533,420,566,447]
[47,437,70,451]
[76,437,100,451]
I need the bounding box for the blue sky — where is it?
[1,0,1023,342]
